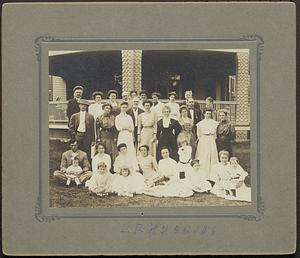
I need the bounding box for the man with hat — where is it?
[69,99,95,160]
[150,92,164,120]
[53,140,92,186]
[138,90,148,111]
[107,89,120,116]
[89,91,104,120]
[66,85,84,122]
[166,91,180,120]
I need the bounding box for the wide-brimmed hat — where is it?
[107,90,118,97]
[151,92,161,97]
[168,91,177,97]
[73,85,84,92]
[92,91,104,99]
[139,90,148,95]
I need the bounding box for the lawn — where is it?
[49,140,251,208]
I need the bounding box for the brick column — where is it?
[235,52,250,141]
[121,50,142,93]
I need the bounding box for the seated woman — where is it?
[111,166,145,196]
[227,157,251,202]
[144,147,194,198]
[211,151,251,202]
[137,145,158,181]
[210,150,231,198]
[113,143,139,174]
[85,162,112,196]
[177,142,212,193]
[92,142,111,173]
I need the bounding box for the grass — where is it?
[49,140,251,208]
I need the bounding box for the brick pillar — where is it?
[121,50,142,93]
[235,52,250,141]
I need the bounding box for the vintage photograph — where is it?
[49,49,251,208]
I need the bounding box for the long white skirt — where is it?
[195,135,219,180]
[117,130,135,156]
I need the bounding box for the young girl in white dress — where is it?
[85,162,112,196]
[137,145,158,181]
[65,157,83,187]
[195,108,219,180]
[111,166,145,197]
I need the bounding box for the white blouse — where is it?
[92,153,111,173]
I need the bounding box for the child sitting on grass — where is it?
[85,162,112,196]
[111,167,136,197]
[65,157,83,187]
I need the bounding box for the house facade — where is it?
[49,49,250,141]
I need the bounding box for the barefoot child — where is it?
[65,157,83,187]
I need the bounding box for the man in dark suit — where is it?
[127,96,144,151]
[181,90,201,110]
[187,97,203,128]
[66,85,84,122]
[69,99,95,160]
[53,140,92,186]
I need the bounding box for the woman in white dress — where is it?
[195,108,219,180]
[113,143,139,174]
[137,145,158,180]
[138,100,157,156]
[165,91,180,120]
[91,142,112,173]
[115,101,135,156]
[88,91,104,119]
[144,147,194,198]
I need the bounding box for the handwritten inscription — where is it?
[120,223,216,237]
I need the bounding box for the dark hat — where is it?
[168,91,177,97]
[151,92,161,97]
[77,99,90,105]
[73,85,84,92]
[107,90,118,97]
[92,91,104,99]
[139,90,148,95]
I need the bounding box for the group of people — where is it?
[53,85,250,202]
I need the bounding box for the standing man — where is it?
[127,97,144,152]
[69,99,95,160]
[150,92,164,121]
[66,85,84,122]
[122,91,132,109]
[186,97,203,128]
[53,140,92,186]
[182,90,201,110]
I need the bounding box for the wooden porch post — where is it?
[235,52,250,141]
[121,50,142,94]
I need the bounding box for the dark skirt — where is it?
[157,134,179,162]
[216,137,233,158]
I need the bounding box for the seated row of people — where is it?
[54,140,250,201]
